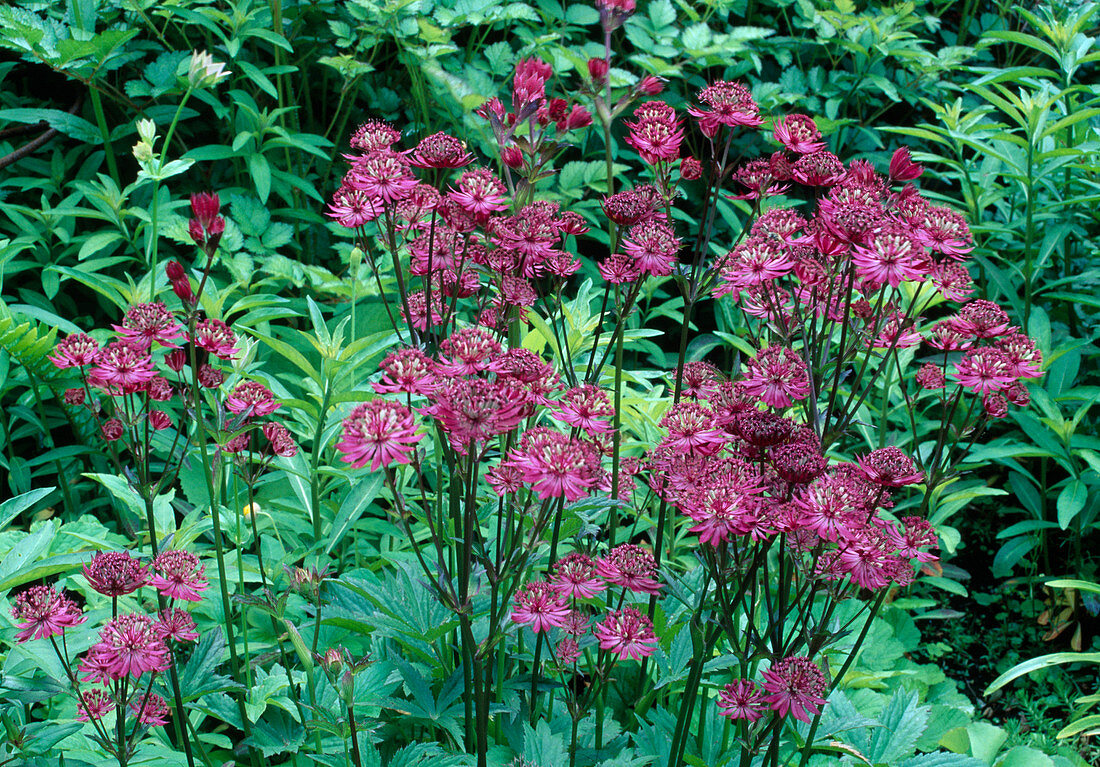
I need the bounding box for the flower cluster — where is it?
[511,545,661,662]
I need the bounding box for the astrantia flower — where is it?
[680,361,722,399]
[349,120,401,153]
[130,692,170,726]
[688,80,763,137]
[91,341,156,391]
[740,346,811,409]
[437,327,503,376]
[792,151,846,187]
[930,261,974,301]
[761,656,828,723]
[551,553,606,599]
[225,381,279,417]
[556,637,581,665]
[327,186,381,227]
[155,608,199,643]
[408,132,474,168]
[91,613,170,678]
[262,421,298,457]
[856,446,923,487]
[83,551,150,597]
[336,399,424,471]
[594,607,658,661]
[730,158,788,200]
[953,347,1016,396]
[595,544,661,594]
[101,418,124,441]
[772,114,824,154]
[915,205,972,257]
[10,585,85,642]
[717,680,766,721]
[510,581,571,632]
[486,462,524,495]
[77,688,115,722]
[552,385,615,435]
[996,332,1043,378]
[680,157,703,180]
[659,402,727,454]
[772,442,827,484]
[734,410,794,448]
[625,101,683,164]
[450,168,508,219]
[115,302,184,349]
[621,220,681,276]
[598,253,641,284]
[422,378,531,449]
[508,430,601,501]
[347,151,417,203]
[194,319,239,359]
[852,224,929,287]
[601,187,658,226]
[150,550,208,602]
[957,300,1010,339]
[794,476,858,542]
[889,146,923,181]
[718,236,794,289]
[915,363,946,390]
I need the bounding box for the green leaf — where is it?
[995,746,1054,767]
[1045,578,1100,595]
[249,153,272,204]
[1057,714,1100,739]
[992,537,1037,578]
[984,651,1100,695]
[1056,480,1087,529]
[0,487,55,532]
[0,108,99,142]
[324,473,384,555]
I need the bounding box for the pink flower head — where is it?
[450,168,508,219]
[83,551,150,597]
[688,80,763,137]
[792,151,846,187]
[680,361,722,399]
[717,680,767,721]
[375,348,436,396]
[953,347,1016,396]
[740,346,811,409]
[761,656,828,723]
[594,607,658,661]
[486,462,524,495]
[347,150,417,204]
[10,585,85,642]
[130,692,170,726]
[327,186,382,227]
[621,220,681,276]
[852,224,929,287]
[408,132,474,169]
[508,429,601,501]
[155,608,199,643]
[350,120,401,153]
[151,550,208,602]
[90,613,170,678]
[50,332,100,371]
[772,442,828,484]
[794,476,858,542]
[225,380,279,417]
[915,363,946,390]
[551,553,606,599]
[856,446,923,487]
[996,332,1043,379]
[262,421,298,457]
[730,158,788,200]
[718,236,794,289]
[101,418,125,441]
[421,378,531,449]
[77,688,115,722]
[602,186,659,226]
[924,317,973,351]
[598,253,641,284]
[91,341,156,392]
[115,302,184,349]
[680,157,703,180]
[916,205,972,257]
[193,318,239,359]
[889,146,923,181]
[337,399,424,470]
[552,385,615,435]
[438,327,503,376]
[930,261,975,301]
[510,581,571,632]
[772,114,824,154]
[189,192,222,234]
[888,516,939,563]
[957,300,1011,339]
[625,101,683,164]
[512,57,552,109]
[595,544,662,595]
[556,637,581,665]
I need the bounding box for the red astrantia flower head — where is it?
[856,446,923,487]
[151,550,208,602]
[408,132,474,168]
[957,300,1010,339]
[792,151,846,186]
[717,679,767,721]
[90,341,156,393]
[551,385,615,435]
[83,551,150,597]
[437,327,503,376]
[225,380,279,417]
[450,167,508,220]
[347,151,418,204]
[422,377,531,449]
[625,101,683,164]
[551,553,606,599]
[680,157,703,180]
[852,224,929,287]
[510,581,571,632]
[621,220,681,276]
[375,348,436,396]
[350,120,401,153]
[155,608,199,643]
[194,318,239,359]
[953,347,1016,396]
[11,585,85,642]
[507,429,601,501]
[336,399,424,471]
[87,613,170,678]
[772,114,824,154]
[189,192,224,251]
[602,186,659,226]
[761,656,828,723]
[595,544,662,594]
[115,302,184,349]
[594,607,658,660]
[915,363,946,390]
[49,333,100,369]
[687,80,763,137]
[740,346,811,409]
[262,421,298,457]
[328,186,382,228]
[77,688,115,722]
[131,692,171,726]
[659,401,727,454]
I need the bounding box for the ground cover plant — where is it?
[0,1,1098,766]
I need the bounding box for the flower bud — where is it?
[587,58,609,84]
[166,261,186,281]
[63,388,86,405]
[500,145,524,169]
[888,147,923,181]
[637,76,664,96]
[149,410,172,430]
[101,418,124,441]
[165,349,187,372]
[680,157,702,181]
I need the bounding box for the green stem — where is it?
[88,87,120,189]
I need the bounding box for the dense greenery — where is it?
[0,1,1097,766]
